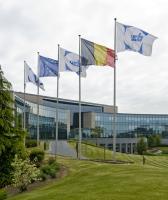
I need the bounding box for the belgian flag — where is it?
[81,38,115,67]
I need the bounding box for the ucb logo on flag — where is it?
[116,22,157,56]
[59,47,88,77]
[24,61,45,91]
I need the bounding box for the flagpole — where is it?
[23,61,26,146]
[112,18,117,160]
[78,35,82,159]
[55,44,60,159]
[37,52,40,146]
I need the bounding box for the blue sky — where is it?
[0,0,167,114]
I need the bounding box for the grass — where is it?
[6,143,168,200]
[70,141,168,168]
[158,146,168,151]
[7,156,168,200]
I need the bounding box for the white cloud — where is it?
[1,0,168,114]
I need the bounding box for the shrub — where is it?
[38,171,47,181]
[48,157,56,165]
[25,140,37,148]
[29,149,45,167]
[49,168,56,178]
[0,189,7,200]
[11,155,41,192]
[41,165,52,175]
[41,162,60,178]
[50,162,60,171]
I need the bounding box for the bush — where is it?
[48,157,56,165]
[49,168,56,178]
[25,140,37,148]
[0,189,7,200]
[41,162,60,178]
[29,149,45,167]
[38,171,47,181]
[11,155,41,192]
[41,165,52,175]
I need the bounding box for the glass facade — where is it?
[15,96,70,140]
[94,113,168,138]
[14,93,168,140]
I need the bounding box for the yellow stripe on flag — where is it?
[94,43,107,66]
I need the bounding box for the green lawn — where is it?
[158,146,168,151]
[70,141,168,168]
[7,154,168,200]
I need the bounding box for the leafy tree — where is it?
[137,137,147,155]
[90,127,103,146]
[155,134,161,146]
[11,155,40,192]
[0,66,26,188]
[148,134,161,147]
[148,135,155,147]
[91,127,103,138]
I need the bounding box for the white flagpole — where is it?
[55,44,60,159]
[78,35,82,159]
[112,18,117,160]
[23,61,26,146]
[37,52,40,146]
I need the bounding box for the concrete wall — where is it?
[103,105,118,113]
[83,112,95,129]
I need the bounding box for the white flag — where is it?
[25,61,45,90]
[116,22,157,56]
[59,47,88,77]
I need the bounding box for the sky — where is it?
[0,0,168,114]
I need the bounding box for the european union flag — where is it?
[39,55,58,77]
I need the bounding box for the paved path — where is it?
[49,140,77,158]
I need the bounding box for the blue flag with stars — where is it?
[116,22,157,56]
[39,55,58,77]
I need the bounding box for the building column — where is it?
[131,143,133,154]
[125,143,128,153]
[119,143,122,153]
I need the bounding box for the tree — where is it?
[91,127,103,138]
[91,127,103,146]
[0,66,26,188]
[155,134,161,146]
[147,134,161,147]
[148,135,155,147]
[137,138,147,155]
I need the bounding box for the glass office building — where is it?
[15,94,70,140]
[94,113,168,138]
[14,92,168,141]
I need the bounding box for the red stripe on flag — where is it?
[106,48,115,67]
